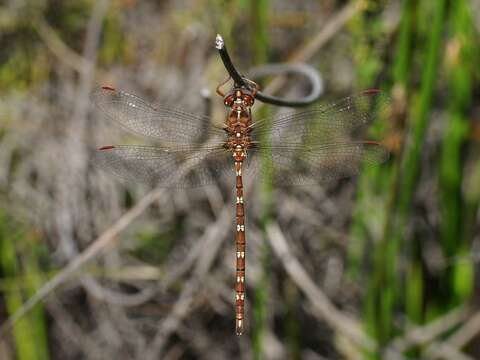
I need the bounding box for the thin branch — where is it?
[250,63,324,107]
[448,310,480,349]
[80,276,157,307]
[145,206,233,360]
[216,35,323,107]
[423,342,474,360]
[289,1,362,63]
[33,16,95,75]
[266,222,375,352]
[386,306,468,355]
[215,34,245,88]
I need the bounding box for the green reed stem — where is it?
[378,0,447,356]
[439,0,476,305]
[249,0,270,358]
[0,213,50,360]
[362,0,418,353]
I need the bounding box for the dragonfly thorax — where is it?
[225,112,252,155]
[224,87,254,158]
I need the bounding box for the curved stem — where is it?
[215,34,323,107]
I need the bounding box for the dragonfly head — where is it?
[223,87,256,110]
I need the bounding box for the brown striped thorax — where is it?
[222,87,257,162]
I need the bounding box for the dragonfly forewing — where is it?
[93,86,225,146]
[251,89,390,147]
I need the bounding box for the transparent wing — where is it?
[94,144,234,188]
[251,89,390,147]
[244,89,390,186]
[93,86,225,145]
[245,141,389,186]
[93,88,389,188]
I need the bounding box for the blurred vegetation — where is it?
[0,212,49,360]
[1,0,480,359]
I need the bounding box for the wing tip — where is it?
[364,140,381,145]
[98,145,116,151]
[364,140,390,161]
[362,88,381,95]
[101,85,116,91]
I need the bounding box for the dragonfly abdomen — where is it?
[234,159,246,336]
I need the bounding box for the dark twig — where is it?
[248,63,323,107]
[215,34,246,88]
[215,34,322,107]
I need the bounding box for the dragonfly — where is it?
[93,83,389,336]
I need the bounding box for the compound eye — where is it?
[224,95,235,107]
[243,95,254,106]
